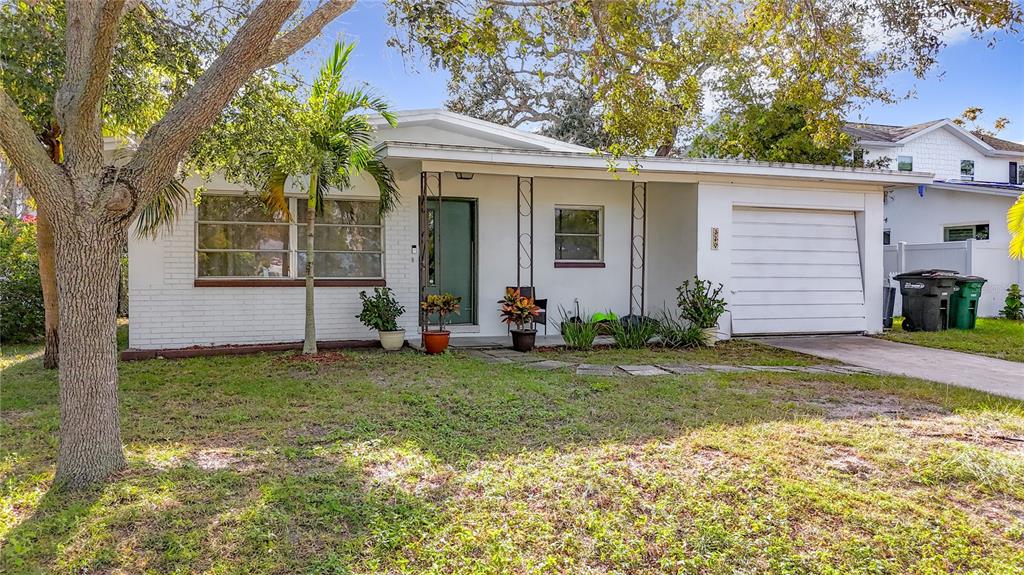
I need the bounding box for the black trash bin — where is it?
[893,269,959,332]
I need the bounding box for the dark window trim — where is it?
[554,261,606,269]
[194,278,386,288]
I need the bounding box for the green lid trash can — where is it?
[950,275,986,329]
[893,269,958,332]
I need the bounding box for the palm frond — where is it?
[314,162,331,216]
[363,157,400,217]
[1009,193,1024,260]
[134,179,190,238]
[260,167,290,221]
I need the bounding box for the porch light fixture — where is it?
[455,172,475,180]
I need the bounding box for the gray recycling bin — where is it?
[893,269,959,332]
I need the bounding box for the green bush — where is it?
[608,316,659,349]
[558,306,598,350]
[1002,284,1023,321]
[357,287,405,331]
[676,276,727,329]
[656,310,706,348]
[0,217,44,343]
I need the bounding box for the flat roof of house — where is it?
[378,141,934,186]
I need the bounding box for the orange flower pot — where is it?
[422,330,451,354]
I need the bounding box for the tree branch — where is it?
[124,0,352,216]
[0,87,68,201]
[260,0,355,67]
[55,0,130,174]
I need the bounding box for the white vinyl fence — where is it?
[883,239,1024,317]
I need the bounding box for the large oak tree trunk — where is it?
[51,207,127,488]
[36,207,60,369]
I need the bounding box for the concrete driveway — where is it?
[757,335,1024,400]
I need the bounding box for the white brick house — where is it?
[126,110,931,353]
[844,119,1024,315]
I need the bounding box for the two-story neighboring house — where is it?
[844,119,1024,316]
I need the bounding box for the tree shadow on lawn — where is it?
[3,348,1021,572]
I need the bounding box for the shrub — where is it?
[1002,284,1023,320]
[676,276,727,329]
[357,287,406,331]
[499,288,541,330]
[420,293,461,331]
[656,310,706,348]
[0,217,44,343]
[559,306,598,350]
[608,315,659,349]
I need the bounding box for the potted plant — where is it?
[676,276,728,346]
[499,288,542,352]
[420,293,461,354]
[356,287,407,351]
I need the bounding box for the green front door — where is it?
[425,198,476,325]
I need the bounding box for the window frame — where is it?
[943,223,990,242]
[194,194,386,282]
[897,156,913,172]
[554,205,604,264]
[960,159,975,181]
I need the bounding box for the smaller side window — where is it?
[960,160,975,181]
[1018,164,1024,186]
[944,224,989,242]
[883,229,891,246]
[897,156,913,172]
[1011,161,1020,185]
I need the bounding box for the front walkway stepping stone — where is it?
[524,359,572,371]
[704,365,749,373]
[576,364,618,376]
[658,364,707,375]
[741,365,796,372]
[619,365,670,376]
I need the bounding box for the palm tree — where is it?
[1011,194,1024,260]
[259,42,399,354]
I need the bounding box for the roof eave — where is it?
[379,142,934,186]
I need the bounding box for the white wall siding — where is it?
[884,186,1015,246]
[127,173,421,350]
[644,182,698,315]
[862,127,1023,183]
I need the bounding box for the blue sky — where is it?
[301,2,1024,142]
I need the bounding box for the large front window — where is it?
[555,206,603,262]
[196,195,383,279]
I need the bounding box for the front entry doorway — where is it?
[424,198,476,325]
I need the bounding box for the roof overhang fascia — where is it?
[378,141,935,187]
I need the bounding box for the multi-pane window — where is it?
[943,223,989,242]
[897,156,913,172]
[555,206,603,262]
[197,195,290,278]
[196,195,383,279]
[960,160,975,181]
[297,200,383,279]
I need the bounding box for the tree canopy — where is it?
[389,0,1022,156]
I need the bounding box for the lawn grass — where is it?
[3,339,1024,574]
[881,317,1024,363]
[539,338,834,366]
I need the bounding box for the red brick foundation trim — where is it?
[120,339,389,361]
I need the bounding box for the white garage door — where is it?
[731,207,866,335]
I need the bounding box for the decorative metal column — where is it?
[629,181,647,316]
[419,171,442,329]
[516,176,534,292]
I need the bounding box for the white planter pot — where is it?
[379,329,406,351]
[701,327,718,347]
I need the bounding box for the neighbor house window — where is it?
[897,156,913,172]
[555,206,603,262]
[1011,161,1020,185]
[883,229,891,245]
[960,160,975,181]
[196,195,383,279]
[943,223,989,242]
